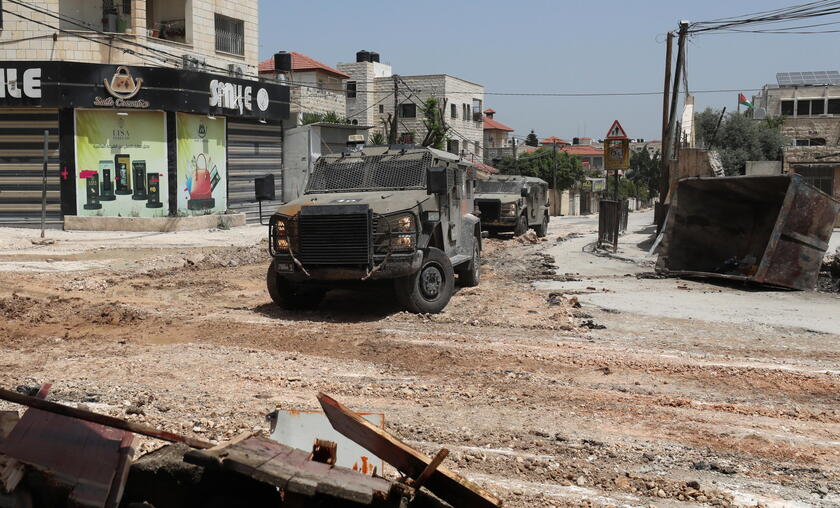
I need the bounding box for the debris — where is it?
[317,392,502,507]
[657,175,840,290]
[581,320,606,330]
[514,230,539,244]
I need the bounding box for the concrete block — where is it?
[63,213,246,232]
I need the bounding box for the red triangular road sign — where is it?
[605,120,627,139]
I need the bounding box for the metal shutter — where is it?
[0,109,61,226]
[227,119,283,223]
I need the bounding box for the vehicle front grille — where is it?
[476,199,502,221]
[297,205,371,265]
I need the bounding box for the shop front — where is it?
[0,61,288,227]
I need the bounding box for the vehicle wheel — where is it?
[266,262,325,310]
[514,214,528,236]
[457,241,480,287]
[534,213,549,238]
[394,247,455,314]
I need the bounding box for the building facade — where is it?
[0,0,286,226]
[338,52,485,160]
[753,78,840,213]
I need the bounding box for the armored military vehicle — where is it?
[264,145,481,314]
[474,175,550,237]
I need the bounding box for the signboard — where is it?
[0,61,289,120]
[604,138,630,170]
[74,110,168,217]
[176,113,226,214]
[604,120,629,170]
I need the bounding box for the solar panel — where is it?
[777,70,840,86]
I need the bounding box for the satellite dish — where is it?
[754,107,766,120]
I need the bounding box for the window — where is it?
[828,98,840,114]
[60,0,133,33]
[472,99,482,121]
[462,104,467,120]
[399,103,416,118]
[346,81,356,99]
[378,104,384,113]
[794,98,826,117]
[451,103,457,119]
[794,166,834,195]
[147,0,189,42]
[447,139,459,155]
[781,100,794,116]
[795,138,826,147]
[215,14,244,56]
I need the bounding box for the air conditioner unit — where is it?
[228,64,244,78]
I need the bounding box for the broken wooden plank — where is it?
[412,448,449,492]
[0,386,212,449]
[0,455,25,493]
[318,392,502,508]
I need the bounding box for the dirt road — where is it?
[0,214,838,507]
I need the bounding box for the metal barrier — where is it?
[597,200,628,252]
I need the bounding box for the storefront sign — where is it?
[74,109,169,217]
[0,61,289,120]
[0,67,41,99]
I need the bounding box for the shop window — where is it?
[346,81,356,99]
[828,98,840,115]
[60,0,132,33]
[399,103,416,118]
[215,13,244,55]
[147,0,190,43]
[781,100,794,116]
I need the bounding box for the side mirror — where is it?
[254,174,276,226]
[427,167,447,195]
[520,187,528,198]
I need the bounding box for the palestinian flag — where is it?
[738,93,754,109]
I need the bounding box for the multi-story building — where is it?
[338,51,485,161]
[259,52,349,126]
[0,1,288,227]
[753,72,840,214]
[482,108,514,164]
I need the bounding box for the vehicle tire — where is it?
[394,247,455,314]
[266,262,325,310]
[457,240,480,287]
[514,214,528,236]
[534,213,549,238]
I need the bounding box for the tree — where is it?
[627,147,661,198]
[695,108,787,175]
[496,148,586,190]
[301,111,350,125]
[420,98,448,150]
[525,130,539,147]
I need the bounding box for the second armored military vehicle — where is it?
[474,175,550,237]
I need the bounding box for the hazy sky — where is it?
[259,0,840,141]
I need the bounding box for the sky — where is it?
[258,0,840,141]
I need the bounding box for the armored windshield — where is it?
[306,151,432,193]
[476,180,522,194]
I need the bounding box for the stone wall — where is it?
[0,0,259,76]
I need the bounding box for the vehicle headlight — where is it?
[390,234,415,250]
[273,217,289,252]
[501,203,517,217]
[389,213,416,233]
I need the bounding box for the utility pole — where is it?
[659,31,673,200]
[663,21,689,202]
[40,129,48,239]
[552,140,557,193]
[389,74,399,145]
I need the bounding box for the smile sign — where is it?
[0,68,41,99]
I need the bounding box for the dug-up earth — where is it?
[0,216,838,508]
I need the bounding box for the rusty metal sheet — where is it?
[657,174,840,290]
[0,385,134,508]
[268,408,385,475]
[184,435,397,505]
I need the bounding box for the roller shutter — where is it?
[227,119,283,223]
[0,109,61,226]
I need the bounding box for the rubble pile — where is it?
[818,248,840,292]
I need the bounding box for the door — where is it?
[227,119,283,223]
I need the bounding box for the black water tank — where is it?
[274,51,292,72]
[356,50,370,63]
[370,52,380,63]
[573,137,580,145]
